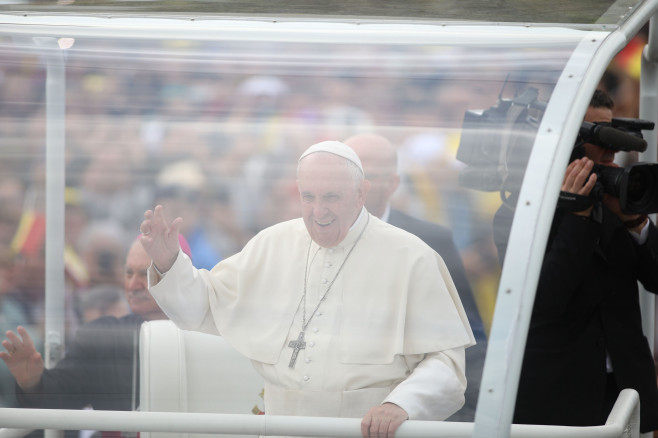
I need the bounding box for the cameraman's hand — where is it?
[603,194,647,231]
[562,158,597,217]
[602,193,627,220]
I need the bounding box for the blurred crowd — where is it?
[0,29,647,407]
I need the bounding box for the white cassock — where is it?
[148,208,475,420]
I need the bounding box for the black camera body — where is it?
[456,87,543,195]
[456,87,658,214]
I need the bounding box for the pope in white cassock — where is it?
[139,140,475,438]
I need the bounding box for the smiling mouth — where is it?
[315,219,335,227]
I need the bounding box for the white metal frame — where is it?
[0,388,642,438]
[0,2,656,437]
[475,3,658,437]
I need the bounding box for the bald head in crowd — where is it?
[343,133,400,218]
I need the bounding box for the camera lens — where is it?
[620,163,658,214]
[627,171,646,203]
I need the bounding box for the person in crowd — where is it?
[77,221,127,290]
[0,248,39,407]
[79,146,151,233]
[344,132,487,422]
[70,220,129,329]
[0,235,190,414]
[154,159,222,270]
[0,175,25,247]
[139,140,475,438]
[78,284,130,324]
[494,89,658,433]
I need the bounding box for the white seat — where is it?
[139,320,264,438]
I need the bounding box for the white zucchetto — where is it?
[299,140,364,174]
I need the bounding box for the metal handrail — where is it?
[0,430,33,438]
[0,389,640,438]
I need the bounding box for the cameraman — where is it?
[508,89,658,433]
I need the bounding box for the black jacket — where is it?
[503,205,658,432]
[18,313,144,411]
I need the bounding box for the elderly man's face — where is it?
[297,153,368,248]
[124,240,166,321]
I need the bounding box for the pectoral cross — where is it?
[288,331,306,368]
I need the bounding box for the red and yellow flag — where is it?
[10,210,46,257]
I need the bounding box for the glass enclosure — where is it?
[0,22,582,406]
[0,3,652,436]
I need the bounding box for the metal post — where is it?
[35,36,69,438]
[639,15,658,358]
[41,36,67,370]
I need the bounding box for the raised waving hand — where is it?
[140,205,184,273]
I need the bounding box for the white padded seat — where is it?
[139,320,264,438]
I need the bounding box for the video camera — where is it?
[456,87,544,195]
[456,87,658,214]
[576,117,658,214]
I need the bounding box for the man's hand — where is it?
[139,204,183,273]
[562,157,597,217]
[361,402,408,438]
[602,193,631,221]
[602,194,648,233]
[0,326,44,392]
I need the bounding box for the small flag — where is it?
[10,210,46,257]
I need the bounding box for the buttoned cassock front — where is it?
[149,209,475,420]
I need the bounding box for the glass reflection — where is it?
[0,33,577,420]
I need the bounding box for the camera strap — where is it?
[557,191,594,212]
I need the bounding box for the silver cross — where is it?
[288,331,306,368]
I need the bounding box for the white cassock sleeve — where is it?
[382,347,467,421]
[147,251,215,332]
